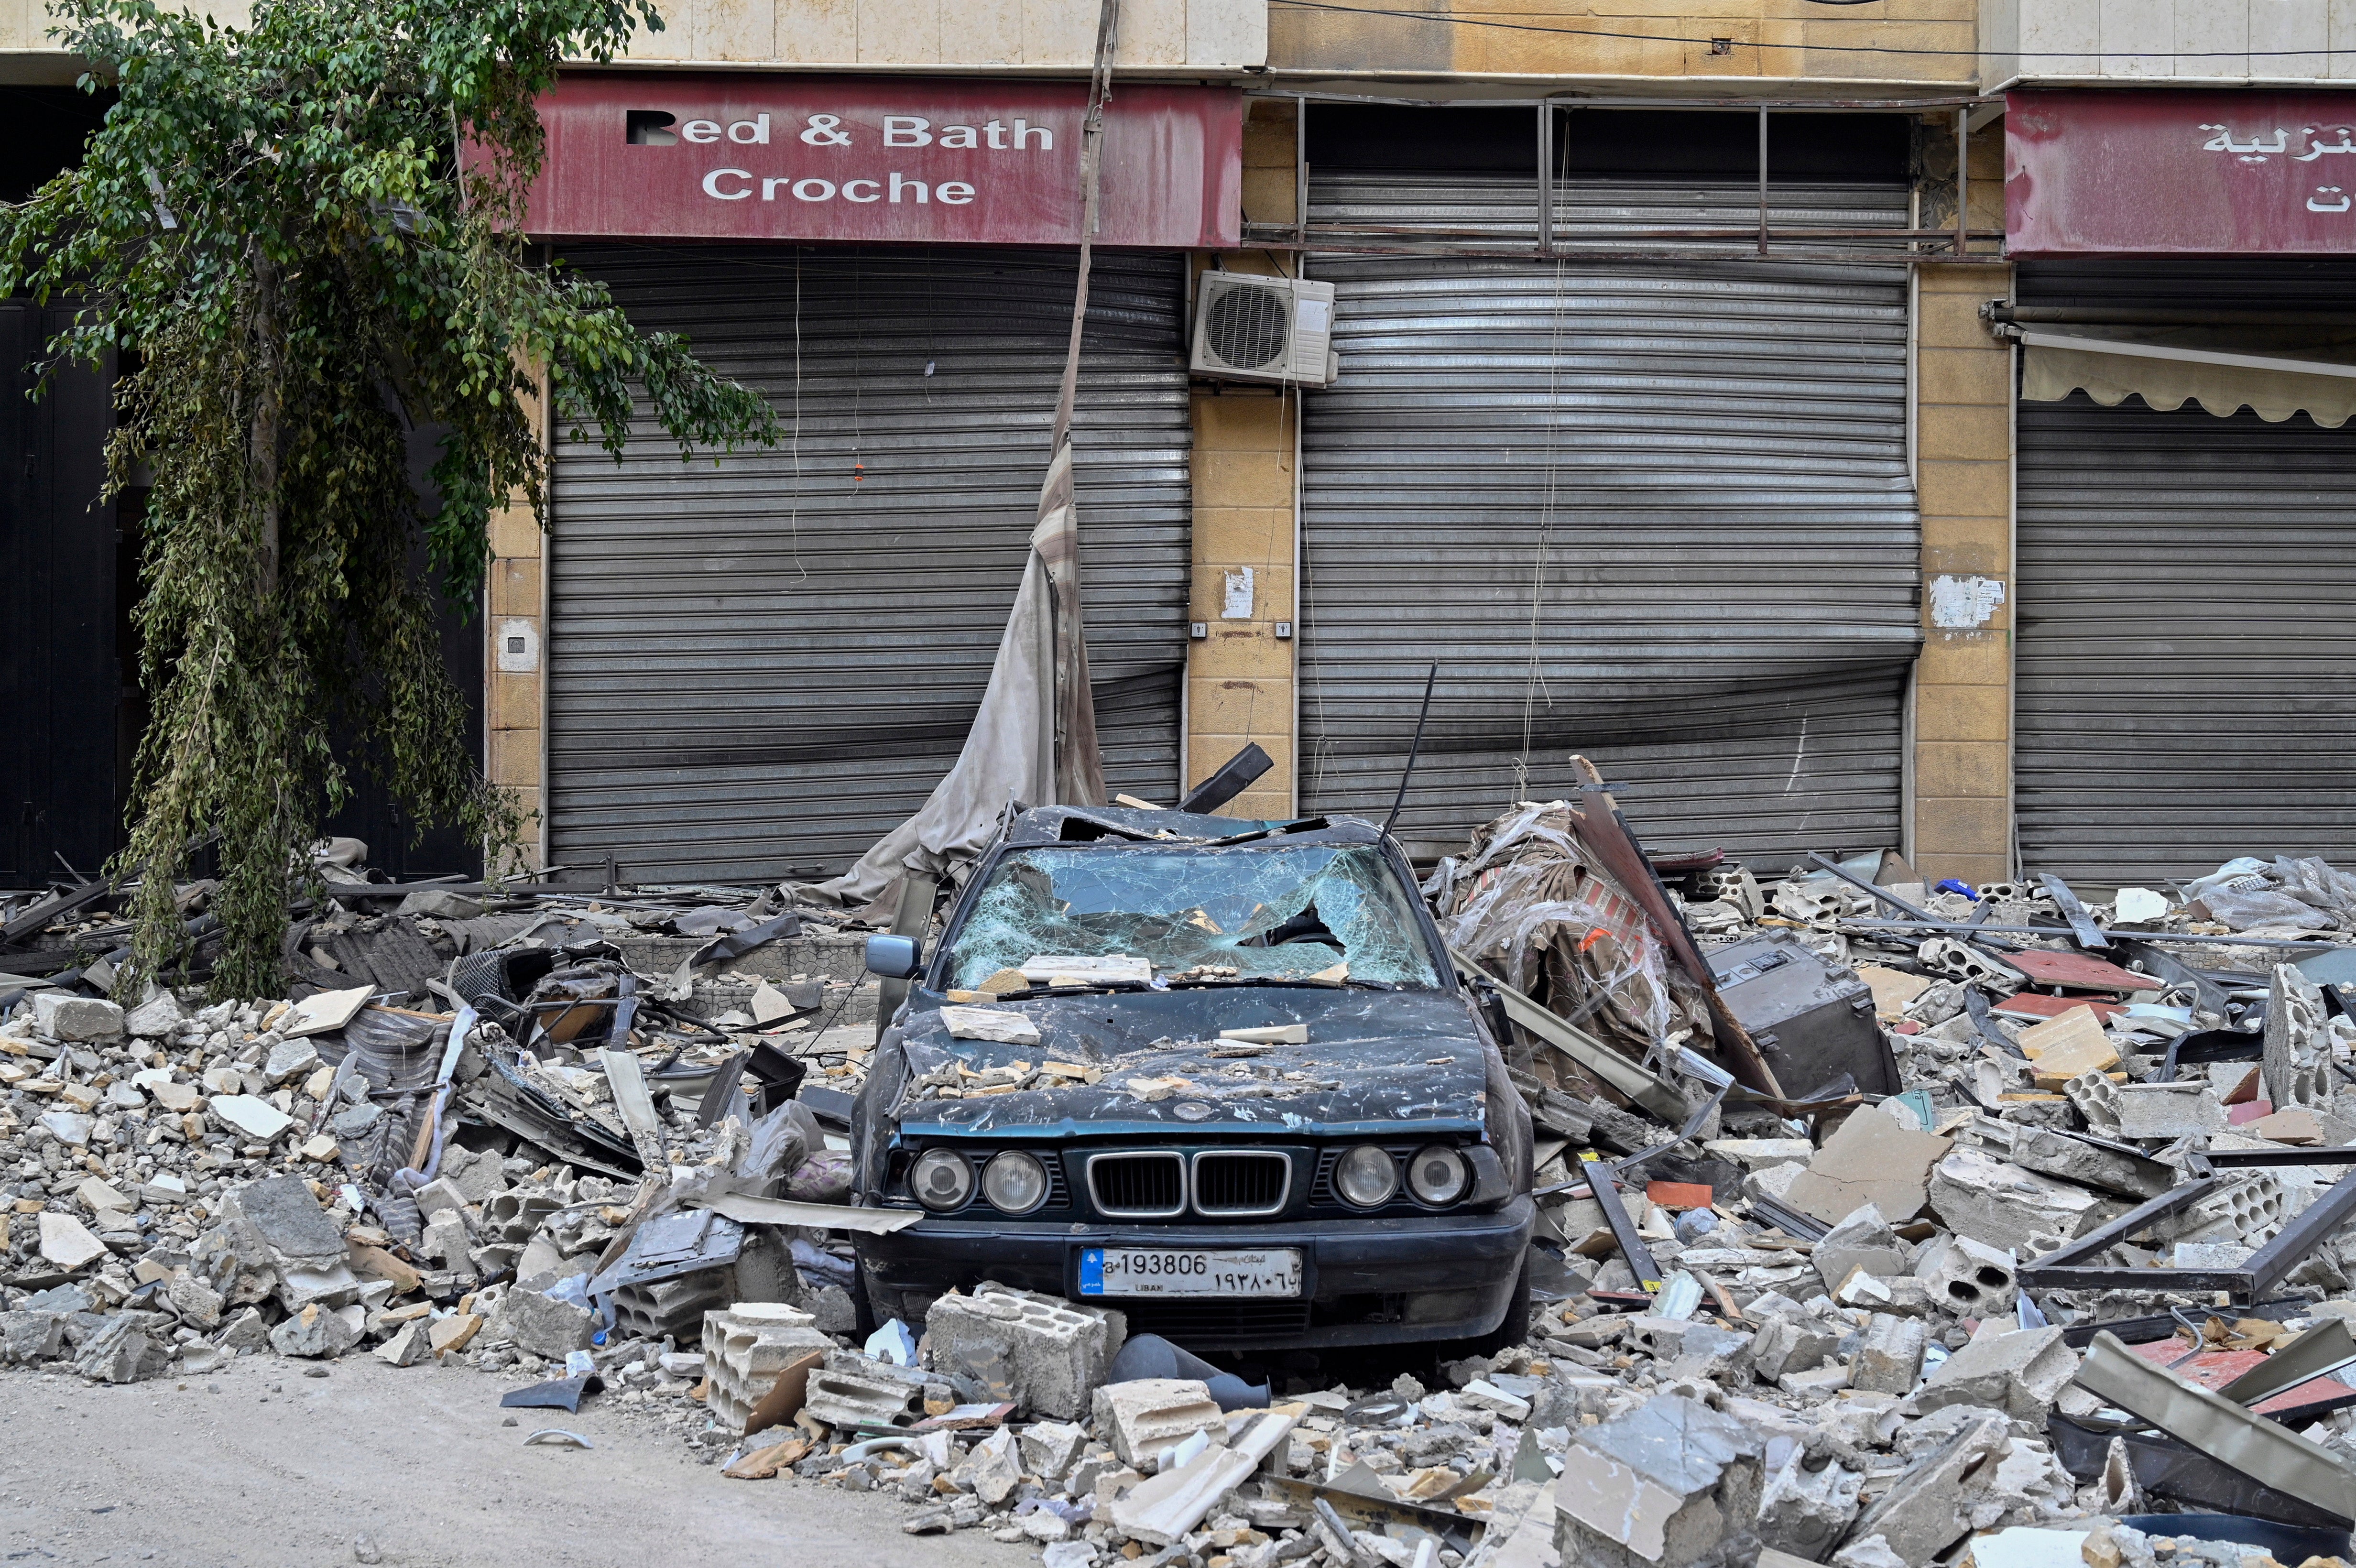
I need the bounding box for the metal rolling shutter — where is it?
[2015,261,2356,885]
[546,246,1190,884]
[1299,174,1919,862]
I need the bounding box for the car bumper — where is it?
[857,1197,1535,1351]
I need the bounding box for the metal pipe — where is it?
[1536,102,1554,258]
[1991,304,2356,327]
[1241,90,2003,111]
[1756,104,1769,259]
[1837,918,2337,950]
[1294,94,1308,249]
[1954,105,1969,257]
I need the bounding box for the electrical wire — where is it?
[1270,0,2356,60]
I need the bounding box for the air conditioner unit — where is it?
[1189,272,1337,387]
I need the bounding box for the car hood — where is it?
[887,986,1493,1138]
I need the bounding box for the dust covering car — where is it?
[850,804,1535,1352]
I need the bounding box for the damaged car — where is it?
[849,805,1535,1353]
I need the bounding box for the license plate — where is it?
[1079,1247,1303,1298]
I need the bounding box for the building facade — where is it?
[4,0,2348,893]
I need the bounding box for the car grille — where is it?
[1087,1152,1185,1217]
[1121,1301,1315,1345]
[1191,1151,1291,1216]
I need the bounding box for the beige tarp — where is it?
[2020,326,2356,427]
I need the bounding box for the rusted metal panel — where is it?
[523,73,1241,249]
[2003,949,2160,992]
[2008,89,2356,256]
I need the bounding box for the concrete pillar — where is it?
[1182,96,1299,819]
[1910,260,2015,887]
[483,382,548,873]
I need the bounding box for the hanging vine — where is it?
[0,0,776,996]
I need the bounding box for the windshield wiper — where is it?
[1163,974,1394,991]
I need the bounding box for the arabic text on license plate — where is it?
[1078,1247,1303,1298]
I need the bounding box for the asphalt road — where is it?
[0,1355,1046,1568]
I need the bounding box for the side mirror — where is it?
[865,934,923,981]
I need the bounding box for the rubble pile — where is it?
[11,813,2356,1568]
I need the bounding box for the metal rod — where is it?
[1756,104,1769,259]
[1954,106,1968,258]
[1381,662,1439,838]
[1838,918,2337,950]
[1294,94,1308,249]
[1804,850,2017,950]
[1240,90,2004,112]
[1992,305,2356,327]
[1577,1151,1663,1293]
[1536,102,1553,258]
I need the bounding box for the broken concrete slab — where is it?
[491,1287,595,1360]
[1782,1107,1951,1229]
[1811,1202,1909,1296]
[1109,1411,1297,1546]
[1844,1410,2008,1567]
[1554,1392,1766,1568]
[2005,1125,2173,1201]
[1926,1145,2110,1253]
[1914,1323,2077,1421]
[33,992,123,1041]
[2113,1082,2226,1140]
[1850,1313,1927,1395]
[1091,1379,1226,1468]
[37,1211,108,1271]
[208,1094,294,1143]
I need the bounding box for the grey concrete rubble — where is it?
[10,838,2356,1568]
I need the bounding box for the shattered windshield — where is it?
[946,844,1443,990]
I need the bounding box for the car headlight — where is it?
[1407,1146,1471,1206]
[982,1151,1049,1215]
[911,1149,974,1212]
[1335,1145,1399,1208]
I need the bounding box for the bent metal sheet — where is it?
[521,73,1242,249]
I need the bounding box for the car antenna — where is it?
[1380,662,1439,839]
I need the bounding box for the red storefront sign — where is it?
[523,74,1242,249]
[2008,88,2356,255]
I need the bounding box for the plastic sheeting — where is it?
[2184,855,2356,934]
[1426,800,1713,1058]
[944,844,1442,991]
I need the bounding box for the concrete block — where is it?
[412,1177,470,1220]
[925,1282,1126,1420]
[1850,1314,1926,1395]
[1845,1411,2007,1567]
[1812,1202,1909,1296]
[1926,1146,2109,1253]
[1091,1378,1225,1467]
[2267,963,2333,1111]
[33,992,123,1041]
[1554,1393,1766,1568]
[700,1302,829,1434]
[804,1349,927,1431]
[76,1313,169,1383]
[1914,1323,2077,1421]
[1910,1232,2018,1316]
[2062,1070,2122,1132]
